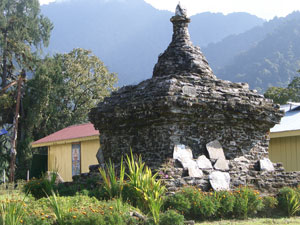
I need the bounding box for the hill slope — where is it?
[211,12,300,92]
[41,0,264,86]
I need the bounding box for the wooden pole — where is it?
[9,71,25,183]
[27,170,29,182]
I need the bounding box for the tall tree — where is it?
[0,0,52,181]
[264,87,293,105]
[264,76,300,104]
[287,76,300,102]
[0,0,53,88]
[17,48,117,178]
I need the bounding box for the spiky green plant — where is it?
[46,191,65,225]
[278,187,300,217]
[126,150,165,224]
[126,152,145,188]
[0,196,26,225]
[286,193,300,217]
[99,157,125,199]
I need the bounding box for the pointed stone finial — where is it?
[152,2,215,79]
[175,2,187,17]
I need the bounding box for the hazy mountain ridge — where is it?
[41,0,264,86]
[211,11,300,92]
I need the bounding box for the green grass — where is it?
[197,217,300,225]
[0,180,26,196]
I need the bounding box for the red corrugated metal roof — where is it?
[32,123,99,145]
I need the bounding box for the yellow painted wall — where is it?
[269,135,300,171]
[48,138,100,182]
[81,139,100,174]
[48,143,72,181]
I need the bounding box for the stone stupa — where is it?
[89,4,296,192]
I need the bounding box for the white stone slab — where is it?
[214,158,229,171]
[259,158,275,172]
[206,140,226,161]
[234,156,249,163]
[209,171,230,191]
[188,166,203,178]
[196,155,213,170]
[173,144,194,169]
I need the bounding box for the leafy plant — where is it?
[278,187,300,217]
[163,192,191,215]
[0,195,26,225]
[46,191,65,225]
[233,186,263,219]
[126,151,166,224]
[261,195,278,217]
[197,192,219,219]
[215,190,236,218]
[122,183,141,207]
[22,195,141,225]
[159,210,184,225]
[126,152,145,189]
[55,183,85,197]
[99,157,125,199]
[24,172,58,199]
[178,187,218,219]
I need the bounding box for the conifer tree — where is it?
[0,0,53,88]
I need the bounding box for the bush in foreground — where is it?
[159,210,184,225]
[162,186,264,220]
[278,187,300,217]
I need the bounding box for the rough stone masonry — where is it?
[89,4,300,193]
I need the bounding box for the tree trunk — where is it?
[9,75,23,182]
[1,30,8,89]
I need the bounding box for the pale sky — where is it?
[39,0,300,20]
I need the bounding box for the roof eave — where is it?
[270,129,300,138]
[31,135,99,148]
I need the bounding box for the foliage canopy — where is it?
[264,76,300,104]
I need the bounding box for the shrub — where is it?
[55,183,85,197]
[23,216,52,225]
[233,186,263,219]
[24,172,57,199]
[261,195,278,217]
[179,187,218,220]
[63,213,105,225]
[145,217,156,225]
[215,190,236,218]
[104,211,126,225]
[159,210,185,225]
[85,176,101,189]
[163,192,191,215]
[278,187,300,217]
[22,195,142,225]
[63,211,137,225]
[122,183,141,207]
[196,192,219,219]
[89,185,110,200]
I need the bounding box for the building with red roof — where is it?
[32,123,100,181]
